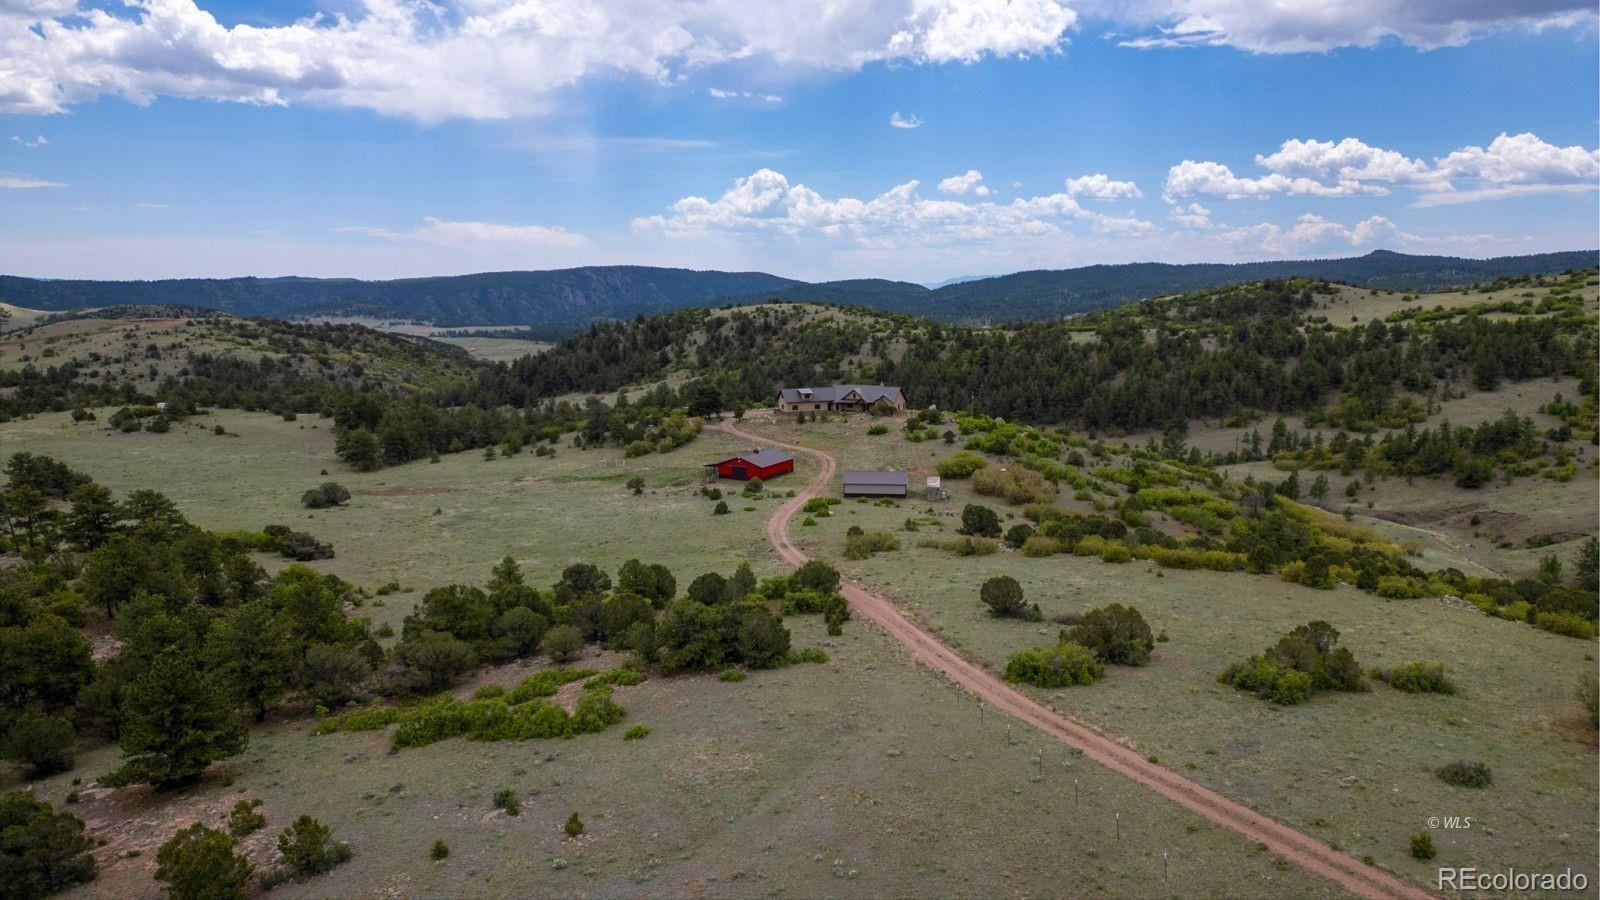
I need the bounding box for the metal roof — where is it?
[841,470,909,486]
[706,448,794,468]
[779,384,904,405]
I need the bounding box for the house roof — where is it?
[841,470,909,486]
[706,448,794,468]
[778,384,904,405]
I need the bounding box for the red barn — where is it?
[704,448,794,481]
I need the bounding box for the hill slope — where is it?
[1,251,1592,329]
[0,267,801,328]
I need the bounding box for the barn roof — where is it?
[706,448,794,468]
[779,384,904,405]
[841,470,909,486]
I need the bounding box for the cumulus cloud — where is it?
[938,169,991,196]
[342,216,588,249]
[1111,0,1594,53]
[0,0,1076,121]
[1168,202,1212,229]
[0,172,65,188]
[1064,172,1142,199]
[889,111,925,129]
[632,167,1154,248]
[9,134,46,147]
[1164,132,1600,205]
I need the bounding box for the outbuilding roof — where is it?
[706,448,794,468]
[841,470,909,486]
[778,384,904,405]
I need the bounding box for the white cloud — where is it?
[1167,202,1212,229]
[1064,172,1142,199]
[889,111,924,129]
[1111,0,1594,53]
[938,169,991,196]
[0,0,1076,122]
[632,167,1154,249]
[1162,159,1388,201]
[9,134,47,147]
[136,202,168,208]
[1165,132,1600,205]
[0,172,65,188]
[708,87,782,103]
[342,216,588,249]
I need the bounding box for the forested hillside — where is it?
[0,268,799,328]
[3,250,1591,329]
[487,270,1600,433]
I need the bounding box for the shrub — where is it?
[1066,604,1154,666]
[789,647,829,664]
[1435,761,1492,788]
[276,815,351,878]
[718,669,747,682]
[1376,662,1456,694]
[1099,544,1132,564]
[1375,575,1429,599]
[1004,523,1034,548]
[936,451,987,478]
[958,504,1002,538]
[742,477,765,496]
[712,501,729,515]
[540,625,586,663]
[0,792,96,897]
[867,424,888,435]
[300,482,351,509]
[1,714,75,778]
[916,535,998,556]
[972,467,1056,505]
[1004,642,1105,688]
[564,812,584,838]
[1535,611,1597,639]
[844,530,900,559]
[1409,832,1435,860]
[1020,535,1061,557]
[430,840,449,860]
[156,823,253,900]
[493,788,521,816]
[226,799,266,837]
[980,575,1036,620]
[792,560,841,595]
[623,725,651,740]
[1218,621,1365,705]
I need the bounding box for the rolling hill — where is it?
[0,250,1592,330]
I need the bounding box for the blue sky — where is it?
[1,0,1596,282]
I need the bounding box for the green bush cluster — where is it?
[1004,642,1105,688]
[1375,662,1456,694]
[1435,760,1492,788]
[1218,621,1366,706]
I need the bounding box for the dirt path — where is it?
[720,419,1433,900]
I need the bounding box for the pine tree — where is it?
[156,823,253,900]
[206,600,296,722]
[113,652,247,788]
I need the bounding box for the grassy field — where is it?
[744,412,1598,890]
[433,336,551,362]
[3,409,1346,899]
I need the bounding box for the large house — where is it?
[777,384,906,414]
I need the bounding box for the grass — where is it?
[6,408,792,635]
[3,406,1346,898]
[780,417,1596,886]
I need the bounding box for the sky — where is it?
[1,0,1597,284]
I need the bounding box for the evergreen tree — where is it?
[112,653,247,788]
[155,823,253,900]
[206,600,296,722]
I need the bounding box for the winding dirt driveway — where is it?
[720,419,1432,900]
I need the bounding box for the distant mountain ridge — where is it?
[1,250,1591,330]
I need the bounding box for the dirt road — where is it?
[719,419,1433,900]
